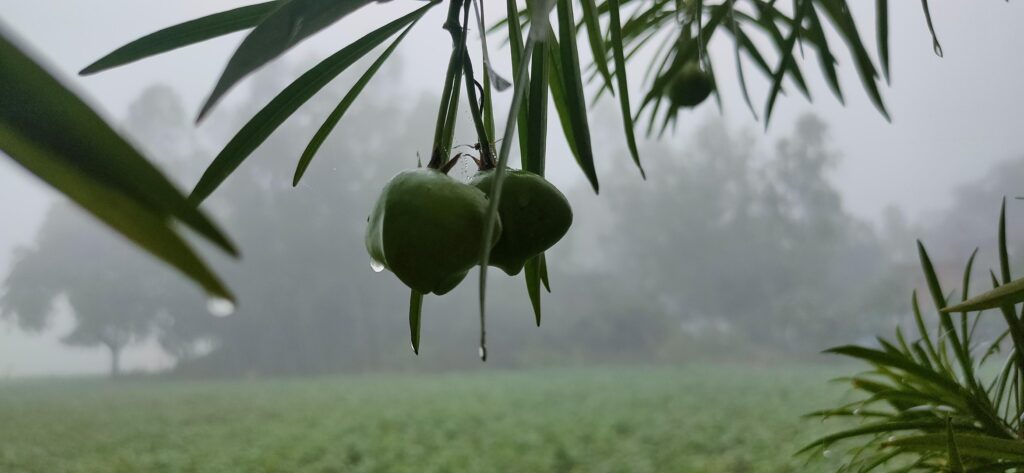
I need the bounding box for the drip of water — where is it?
[478,346,486,360]
[370,258,385,273]
[822,449,833,459]
[207,297,236,318]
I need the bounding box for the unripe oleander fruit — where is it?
[667,62,713,108]
[366,168,501,295]
[470,169,572,276]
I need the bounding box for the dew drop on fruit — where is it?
[206,297,236,318]
[370,258,385,273]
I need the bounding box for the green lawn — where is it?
[0,363,853,472]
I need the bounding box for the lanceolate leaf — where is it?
[555,0,599,192]
[0,30,234,300]
[546,38,580,160]
[944,277,1024,314]
[80,1,281,75]
[608,0,644,178]
[579,0,613,90]
[191,3,437,203]
[885,433,1024,462]
[763,3,809,125]
[409,290,423,354]
[293,21,418,186]
[197,0,377,121]
[506,0,530,157]
[480,0,556,361]
[524,40,549,326]
[877,0,890,82]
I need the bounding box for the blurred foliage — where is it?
[0,364,851,472]
[806,202,1024,471]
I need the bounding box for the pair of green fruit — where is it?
[365,166,572,295]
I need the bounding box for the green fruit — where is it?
[366,168,500,295]
[667,62,713,108]
[470,169,573,276]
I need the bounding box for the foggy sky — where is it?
[1,1,1022,376]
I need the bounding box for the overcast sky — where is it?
[1,1,1022,376]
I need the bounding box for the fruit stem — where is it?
[461,50,496,168]
[429,0,471,169]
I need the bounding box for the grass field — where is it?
[0,363,855,472]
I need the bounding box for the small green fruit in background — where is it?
[667,62,713,108]
[366,168,501,295]
[470,169,573,276]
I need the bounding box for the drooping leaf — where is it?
[877,0,890,82]
[525,256,543,326]
[190,3,436,203]
[578,0,613,90]
[409,289,423,354]
[197,0,377,121]
[885,433,1024,462]
[0,30,234,300]
[607,0,644,178]
[293,22,418,186]
[920,0,943,57]
[506,0,530,156]
[523,40,550,326]
[479,0,556,361]
[80,1,281,75]
[554,0,599,192]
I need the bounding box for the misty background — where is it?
[1,1,1023,376]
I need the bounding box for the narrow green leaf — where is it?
[0,31,233,300]
[191,3,436,203]
[546,38,580,159]
[607,0,644,178]
[578,0,613,89]
[763,2,808,126]
[506,0,530,157]
[885,433,1024,462]
[803,3,845,104]
[526,40,549,175]
[725,0,757,119]
[919,0,943,57]
[944,276,1024,314]
[816,0,890,120]
[825,345,961,392]
[197,0,377,121]
[81,2,280,75]
[525,256,543,326]
[555,0,599,192]
[480,0,556,362]
[798,419,947,455]
[523,42,550,326]
[540,253,551,292]
[947,419,964,472]
[409,289,423,354]
[999,197,1012,284]
[877,0,890,82]
[293,22,417,186]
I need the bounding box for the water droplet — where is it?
[370,258,385,273]
[852,408,861,416]
[822,449,833,458]
[207,297,236,318]
[886,436,896,443]
[478,346,486,360]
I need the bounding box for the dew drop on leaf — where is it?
[822,449,833,458]
[370,258,385,273]
[207,297,236,318]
